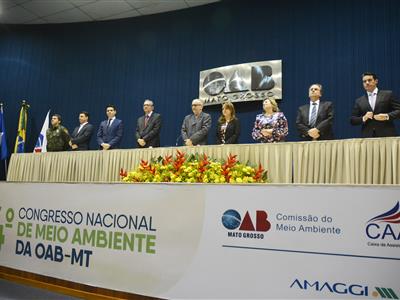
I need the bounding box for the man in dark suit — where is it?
[135,99,162,148]
[70,111,94,150]
[296,83,334,140]
[97,104,124,150]
[181,99,212,146]
[351,72,400,137]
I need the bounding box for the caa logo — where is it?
[366,202,400,240]
[222,209,271,232]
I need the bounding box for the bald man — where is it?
[181,99,212,146]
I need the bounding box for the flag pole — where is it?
[21,99,30,109]
[14,100,29,154]
[4,159,7,180]
[0,102,8,179]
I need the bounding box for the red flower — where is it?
[120,168,127,178]
[173,150,186,171]
[140,159,150,170]
[198,153,210,173]
[163,154,173,166]
[253,163,265,181]
[222,153,237,182]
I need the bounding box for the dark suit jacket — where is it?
[350,90,400,137]
[216,118,240,144]
[296,101,334,140]
[181,112,212,145]
[70,123,94,150]
[135,112,162,148]
[96,118,124,149]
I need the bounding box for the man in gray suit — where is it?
[70,111,94,150]
[135,99,162,148]
[181,99,212,146]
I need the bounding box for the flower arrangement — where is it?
[120,150,269,183]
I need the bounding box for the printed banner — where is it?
[0,183,399,299]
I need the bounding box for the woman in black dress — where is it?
[216,101,240,144]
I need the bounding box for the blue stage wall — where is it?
[0,0,399,154]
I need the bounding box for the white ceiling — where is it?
[0,0,220,24]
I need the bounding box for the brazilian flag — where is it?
[14,101,29,153]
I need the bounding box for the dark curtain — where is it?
[0,0,399,178]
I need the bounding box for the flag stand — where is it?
[4,159,7,180]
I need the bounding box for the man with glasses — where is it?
[181,99,212,146]
[135,99,162,148]
[97,104,124,150]
[351,72,400,137]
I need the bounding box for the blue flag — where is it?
[0,104,8,160]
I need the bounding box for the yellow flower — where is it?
[121,151,268,183]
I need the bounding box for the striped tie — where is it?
[309,103,317,127]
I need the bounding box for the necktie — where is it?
[309,103,317,127]
[107,119,111,127]
[144,115,149,127]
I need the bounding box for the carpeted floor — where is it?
[0,278,79,300]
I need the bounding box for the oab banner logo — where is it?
[291,279,399,299]
[366,202,400,248]
[221,209,271,239]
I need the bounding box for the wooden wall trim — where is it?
[0,266,162,300]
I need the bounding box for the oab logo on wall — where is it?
[221,209,271,239]
[365,202,400,248]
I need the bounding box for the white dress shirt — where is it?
[368,88,378,110]
[77,122,88,134]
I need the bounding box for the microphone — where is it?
[175,134,183,146]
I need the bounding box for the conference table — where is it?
[6,137,400,184]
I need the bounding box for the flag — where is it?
[0,104,8,160]
[14,101,29,153]
[34,110,50,153]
